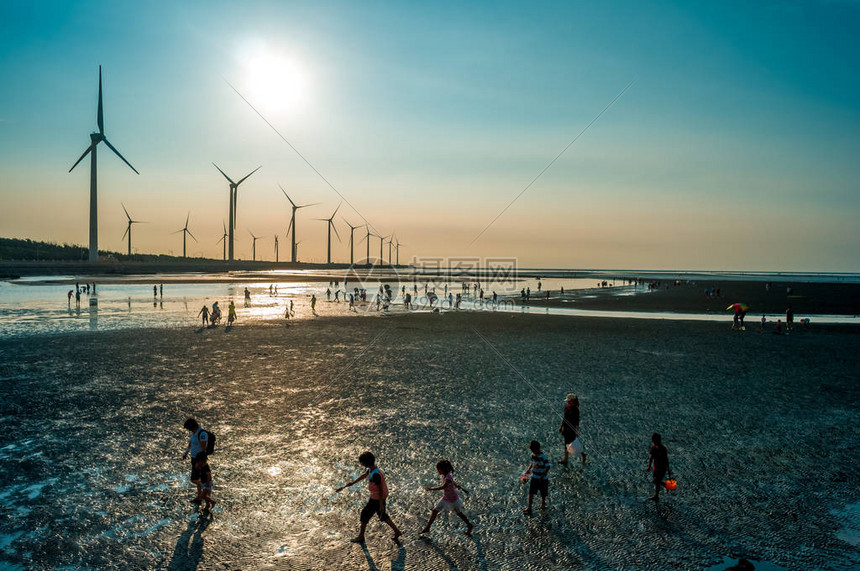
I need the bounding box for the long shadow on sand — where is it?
[167,510,213,570]
[420,536,459,570]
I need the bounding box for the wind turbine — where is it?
[378,234,389,265]
[387,235,394,266]
[280,185,319,263]
[274,235,279,262]
[120,203,145,257]
[315,204,341,264]
[173,213,197,258]
[216,220,228,261]
[69,66,139,262]
[249,230,264,262]
[213,164,261,261]
[394,237,404,266]
[364,225,373,265]
[343,218,360,266]
[295,240,302,261]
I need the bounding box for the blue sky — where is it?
[1,0,858,270]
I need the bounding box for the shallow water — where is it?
[3,273,855,340]
[0,274,634,338]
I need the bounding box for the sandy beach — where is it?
[1,311,859,570]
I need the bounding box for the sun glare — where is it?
[244,51,307,113]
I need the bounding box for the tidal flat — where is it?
[0,312,858,570]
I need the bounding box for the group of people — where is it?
[196,300,237,327]
[67,282,97,306]
[182,392,674,545]
[756,305,797,334]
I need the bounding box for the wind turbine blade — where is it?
[102,137,139,174]
[332,221,341,243]
[172,229,184,234]
[69,144,95,172]
[122,203,131,221]
[212,163,236,185]
[296,202,320,209]
[216,235,224,244]
[188,230,198,242]
[223,220,227,234]
[331,202,341,219]
[97,65,104,135]
[236,165,262,186]
[185,212,190,228]
[248,230,255,238]
[279,184,296,207]
[122,226,129,240]
[286,217,293,238]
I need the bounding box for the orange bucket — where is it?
[664,479,677,491]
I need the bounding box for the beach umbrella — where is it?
[726,303,749,312]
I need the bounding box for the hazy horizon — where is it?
[1,1,858,271]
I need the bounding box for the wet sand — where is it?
[526,280,860,316]
[1,312,859,569]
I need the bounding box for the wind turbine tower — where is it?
[173,213,197,258]
[315,204,341,264]
[121,203,144,257]
[69,66,139,262]
[280,185,318,263]
[213,164,261,262]
[216,221,228,261]
[343,219,360,266]
[379,234,389,265]
[249,231,263,261]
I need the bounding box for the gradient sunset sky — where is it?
[1,1,858,270]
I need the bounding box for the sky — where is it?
[1,0,858,271]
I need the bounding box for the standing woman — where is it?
[559,393,586,465]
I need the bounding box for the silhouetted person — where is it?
[336,452,402,544]
[197,305,210,327]
[646,432,671,502]
[182,418,210,502]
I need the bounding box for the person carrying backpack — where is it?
[182,418,215,502]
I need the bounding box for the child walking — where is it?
[523,440,550,515]
[335,452,402,544]
[192,452,216,510]
[420,460,473,537]
[646,432,672,502]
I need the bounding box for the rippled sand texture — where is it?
[1,313,859,570]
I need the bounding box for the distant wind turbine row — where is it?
[68,67,404,265]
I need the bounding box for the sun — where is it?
[244,50,307,113]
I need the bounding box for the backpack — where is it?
[199,429,216,455]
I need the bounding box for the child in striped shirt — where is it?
[523,440,550,515]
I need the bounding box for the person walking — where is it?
[420,460,473,537]
[182,418,210,503]
[646,432,672,502]
[197,305,210,327]
[522,440,550,515]
[559,393,585,465]
[335,452,402,544]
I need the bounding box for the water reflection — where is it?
[88,298,98,330]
